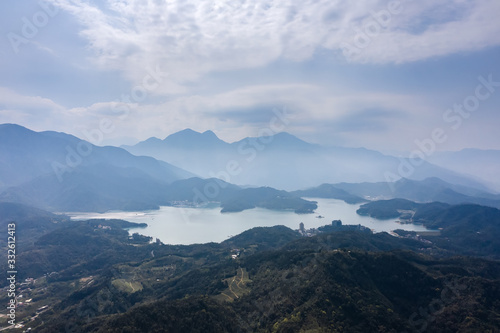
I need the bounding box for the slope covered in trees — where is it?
[3,202,499,332]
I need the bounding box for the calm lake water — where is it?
[68,198,429,245]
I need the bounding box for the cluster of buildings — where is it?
[298,219,372,236]
[231,249,241,259]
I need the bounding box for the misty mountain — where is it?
[123,129,488,191]
[333,177,500,209]
[1,171,319,214]
[427,148,500,192]
[122,129,233,178]
[162,128,229,150]
[0,124,319,213]
[0,163,175,212]
[0,124,196,212]
[2,124,496,213]
[159,177,318,214]
[0,124,194,192]
[291,183,367,204]
[220,186,317,213]
[162,177,241,203]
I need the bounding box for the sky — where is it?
[0,0,499,152]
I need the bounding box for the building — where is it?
[332,220,342,227]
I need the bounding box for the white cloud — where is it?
[0,78,494,151]
[73,83,430,145]
[48,0,500,93]
[0,87,70,132]
[0,87,63,112]
[0,88,72,132]
[2,1,498,151]
[344,0,500,63]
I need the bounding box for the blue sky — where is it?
[0,0,499,152]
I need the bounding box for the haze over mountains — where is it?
[427,149,500,192]
[123,128,495,192]
[0,124,193,211]
[0,124,192,189]
[0,124,317,213]
[331,177,500,208]
[3,1,500,330]
[2,124,500,332]
[1,123,500,214]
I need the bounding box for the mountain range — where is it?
[0,124,193,211]
[427,148,500,192]
[2,124,500,332]
[329,177,500,208]
[122,128,493,191]
[2,124,500,213]
[0,124,318,213]
[0,124,192,189]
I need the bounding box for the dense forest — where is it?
[1,201,500,332]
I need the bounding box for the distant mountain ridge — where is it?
[123,128,490,191]
[2,124,498,214]
[0,124,317,213]
[0,124,193,190]
[428,148,500,192]
[330,177,500,209]
[132,128,229,151]
[291,184,367,204]
[0,124,195,211]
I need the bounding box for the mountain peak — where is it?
[170,128,199,136]
[202,130,217,137]
[161,128,227,148]
[164,128,218,139]
[0,123,35,136]
[144,137,162,143]
[272,131,304,142]
[267,131,314,148]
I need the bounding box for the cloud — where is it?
[48,0,500,93]
[77,83,426,144]
[2,1,498,152]
[0,87,69,131]
[0,87,63,111]
[331,109,407,133]
[0,80,437,149]
[342,0,500,63]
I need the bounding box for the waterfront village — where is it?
[298,220,371,237]
[296,219,439,245]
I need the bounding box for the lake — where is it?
[67,198,430,245]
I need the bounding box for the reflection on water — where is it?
[67,198,429,245]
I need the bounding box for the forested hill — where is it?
[358,199,500,258]
[3,202,500,332]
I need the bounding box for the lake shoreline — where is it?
[65,198,430,245]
